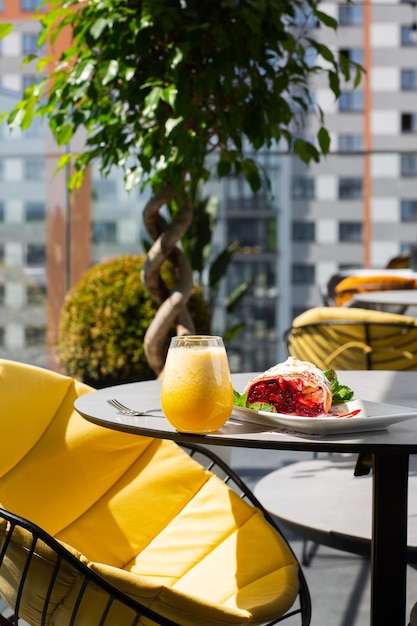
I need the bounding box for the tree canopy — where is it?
[1,0,363,375]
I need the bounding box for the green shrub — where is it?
[57,254,211,384]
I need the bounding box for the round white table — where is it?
[75,370,417,626]
[254,454,417,565]
[352,289,417,311]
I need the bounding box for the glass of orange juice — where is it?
[161,335,234,433]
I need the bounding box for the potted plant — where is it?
[57,254,210,386]
[1,1,363,376]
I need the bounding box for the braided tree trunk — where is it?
[142,185,196,377]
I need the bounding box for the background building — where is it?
[1,0,417,373]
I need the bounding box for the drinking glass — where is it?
[161,335,234,433]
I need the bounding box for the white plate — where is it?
[231,399,417,435]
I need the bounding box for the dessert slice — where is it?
[244,357,332,417]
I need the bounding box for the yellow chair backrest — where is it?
[286,307,417,371]
[334,274,415,307]
[0,359,300,626]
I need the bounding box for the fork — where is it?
[107,398,248,427]
[107,398,162,417]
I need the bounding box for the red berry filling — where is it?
[246,377,325,417]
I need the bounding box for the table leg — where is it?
[371,453,409,626]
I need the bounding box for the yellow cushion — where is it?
[333,274,415,306]
[287,307,417,370]
[0,359,300,625]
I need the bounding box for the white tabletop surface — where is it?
[352,289,417,307]
[339,268,417,279]
[75,370,417,453]
[255,454,417,550]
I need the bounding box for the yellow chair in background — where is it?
[0,359,311,626]
[333,274,415,308]
[284,307,417,371]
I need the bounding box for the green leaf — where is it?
[233,389,248,407]
[241,158,261,192]
[56,124,74,145]
[217,160,231,177]
[224,322,246,342]
[226,280,251,314]
[317,127,331,154]
[57,153,73,171]
[0,23,13,39]
[324,370,355,404]
[293,138,320,164]
[101,60,119,85]
[90,17,109,40]
[208,242,239,289]
[328,70,341,99]
[314,10,338,30]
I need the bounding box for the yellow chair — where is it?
[333,274,415,307]
[284,307,417,371]
[0,359,311,626]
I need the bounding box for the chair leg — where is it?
[302,540,319,566]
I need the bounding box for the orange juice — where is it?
[161,341,233,433]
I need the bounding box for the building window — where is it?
[338,134,363,151]
[24,159,45,180]
[25,326,46,347]
[21,0,43,10]
[0,161,4,181]
[93,179,118,201]
[339,91,363,112]
[292,222,315,242]
[228,217,276,252]
[27,284,46,305]
[338,4,363,25]
[0,203,4,221]
[0,245,4,262]
[339,222,363,242]
[292,177,315,200]
[92,222,117,243]
[25,202,45,222]
[22,33,39,54]
[0,0,4,12]
[292,264,315,285]
[0,285,4,305]
[401,200,417,222]
[340,48,363,65]
[26,245,46,266]
[401,70,417,90]
[0,328,4,347]
[401,154,417,177]
[338,177,363,199]
[401,26,417,46]
[401,113,417,133]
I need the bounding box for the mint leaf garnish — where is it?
[233,389,248,407]
[233,389,276,412]
[324,369,354,404]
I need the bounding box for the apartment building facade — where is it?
[1,0,417,373]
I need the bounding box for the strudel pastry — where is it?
[244,356,332,417]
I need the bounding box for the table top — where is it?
[338,268,417,279]
[255,454,417,546]
[352,289,417,307]
[75,370,417,455]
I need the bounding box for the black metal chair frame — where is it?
[0,442,311,626]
